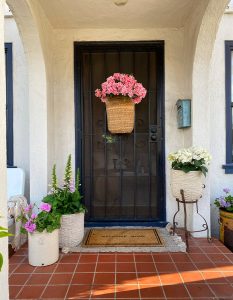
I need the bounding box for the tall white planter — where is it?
[59,212,84,248]
[28,229,59,266]
[170,169,204,201]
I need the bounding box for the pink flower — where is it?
[95,89,102,98]
[40,203,51,212]
[113,73,121,80]
[24,221,36,233]
[95,73,147,103]
[31,213,37,219]
[24,204,33,212]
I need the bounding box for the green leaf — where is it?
[0,231,13,238]
[0,253,3,272]
[0,226,8,230]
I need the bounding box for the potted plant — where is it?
[17,203,61,266]
[95,73,147,134]
[43,154,86,249]
[214,188,233,251]
[0,219,13,271]
[168,147,211,201]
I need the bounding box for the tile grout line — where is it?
[187,247,231,298]
[88,252,99,300]
[13,256,37,299]
[204,259,229,300]
[39,254,64,299]
[133,252,141,300]
[169,252,192,300]
[151,251,167,300]
[63,252,82,299]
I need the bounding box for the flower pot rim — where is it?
[171,169,203,174]
[61,212,85,216]
[28,228,59,235]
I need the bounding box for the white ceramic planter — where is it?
[170,169,204,201]
[59,212,84,248]
[28,229,59,266]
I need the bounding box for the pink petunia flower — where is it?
[31,213,37,219]
[24,204,33,212]
[24,221,36,233]
[40,203,52,212]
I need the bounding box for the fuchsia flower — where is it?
[31,213,37,219]
[24,204,33,212]
[24,221,36,233]
[40,203,51,212]
[95,73,147,104]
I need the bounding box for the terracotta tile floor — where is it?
[9,237,233,299]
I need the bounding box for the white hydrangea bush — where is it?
[168,147,211,176]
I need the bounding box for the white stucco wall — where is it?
[4,14,30,199]
[52,27,192,226]
[5,0,229,237]
[209,12,233,236]
[7,0,50,205]
[0,0,9,298]
[6,1,211,230]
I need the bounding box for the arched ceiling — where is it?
[38,0,208,29]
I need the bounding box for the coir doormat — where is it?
[83,228,163,247]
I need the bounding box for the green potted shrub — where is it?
[43,155,86,249]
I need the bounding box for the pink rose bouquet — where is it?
[95,73,147,104]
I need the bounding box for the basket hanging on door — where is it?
[106,96,135,134]
[95,73,147,134]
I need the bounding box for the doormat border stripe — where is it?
[82,228,164,247]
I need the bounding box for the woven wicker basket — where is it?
[105,96,135,134]
[170,170,204,201]
[59,212,84,248]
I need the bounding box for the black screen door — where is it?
[75,42,165,225]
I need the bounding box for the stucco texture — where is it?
[4,0,229,237]
[209,12,233,236]
[4,15,30,199]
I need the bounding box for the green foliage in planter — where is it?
[19,211,61,235]
[17,203,61,235]
[171,159,208,176]
[35,211,61,233]
[43,155,86,215]
[0,224,13,272]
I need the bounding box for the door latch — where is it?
[150,125,157,142]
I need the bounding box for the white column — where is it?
[0,0,9,299]
[7,0,49,205]
[191,0,228,236]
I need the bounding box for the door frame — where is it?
[74,41,166,227]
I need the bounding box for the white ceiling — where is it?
[38,0,205,29]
